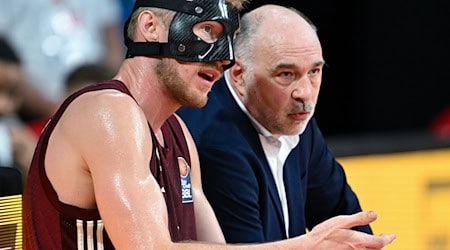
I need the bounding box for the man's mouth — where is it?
[198,68,221,82]
[199,72,214,81]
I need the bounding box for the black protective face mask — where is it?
[124,0,239,70]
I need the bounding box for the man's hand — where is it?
[303,211,396,249]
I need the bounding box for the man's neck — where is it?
[114,59,180,131]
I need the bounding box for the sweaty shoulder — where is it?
[46,88,149,208]
[60,89,143,136]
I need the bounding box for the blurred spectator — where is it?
[27,63,115,138]
[65,63,116,94]
[0,0,124,118]
[0,37,37,190]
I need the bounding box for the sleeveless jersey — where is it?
[23,80,197,249]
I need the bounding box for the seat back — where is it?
[0,194,22,250]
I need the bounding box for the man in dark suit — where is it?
[178,4,373,243]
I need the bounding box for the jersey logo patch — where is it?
[178,157,193,203]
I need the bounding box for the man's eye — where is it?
[276,72,296,86]
[280,72,294,79]
[193,21,224,43]
[309,68,321,77]
[203,25,212,33]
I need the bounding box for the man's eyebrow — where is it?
[274,60,326,70]
[274,63,297,70]
[314,60,326,67]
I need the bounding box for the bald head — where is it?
[234,5,319,63]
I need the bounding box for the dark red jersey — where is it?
[23,80,197,249]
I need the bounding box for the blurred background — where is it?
[0,0,449,249]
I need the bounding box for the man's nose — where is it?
[291,78,312,101]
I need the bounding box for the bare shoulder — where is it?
[46,89,150,209]
[69,89,142,123]
[57,89,148,140]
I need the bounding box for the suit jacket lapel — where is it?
[215,79,286,233]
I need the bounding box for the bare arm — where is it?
[55,91,173,249]
[52,92,229,249]
[49,91,395,249]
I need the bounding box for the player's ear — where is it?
[137,10,164,42]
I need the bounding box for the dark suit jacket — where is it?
[177,78,372,243]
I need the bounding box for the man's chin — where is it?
[284,122,309,136]
[183,96,208,109]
